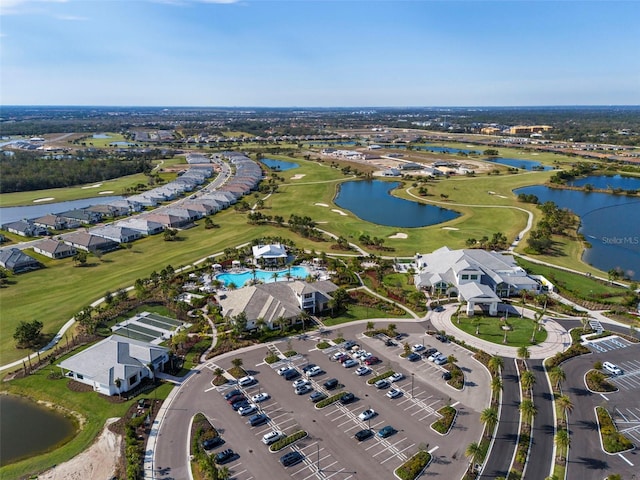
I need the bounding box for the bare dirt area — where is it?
[38,418,121,480]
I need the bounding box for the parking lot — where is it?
[194,324,486,479]
[585,335,634,354]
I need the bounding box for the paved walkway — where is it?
[428,304,572,359]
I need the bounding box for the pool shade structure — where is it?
[252,243,288,267]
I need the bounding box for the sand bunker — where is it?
[496,195,508,198]
[33,197,55,203]
[331,209,348,216]
[315,203,329,207]
[441,227,459,230]
[81,183,103,189]
[99,191,115,195]
[290,174,306,180]
[388,232,408,239]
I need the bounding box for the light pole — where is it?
[411,373,415,398]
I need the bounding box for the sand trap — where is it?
[488,191,496,195]
[33,197,55,203]
[98,190,115,195]
[331,209,348,216]
[315,203,329,207]
[81,183,103,189]
[531,153,539,156]
[316,221,328,224]
[496,195,508,198]
[441,227,459,230]
[38,418,121,480]
[290,174,306,180]
[388,232,408,239]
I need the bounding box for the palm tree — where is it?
[218,465,231,480]
[213,367,224,378]
[465,441,483,473]
[548,366,566,390]
[387,323,397,336]
[554,428,570,462]
[520,370,536,391]
[517,346,530,362]
[256,318,267,333]
[520,399,537,424]
[447,354,458,365]
[366,321,375,332]
[231,357,243,370]
[480,406,499,435]
[556,394,574,422]
[491,377,503,400]
[488,356,504,375]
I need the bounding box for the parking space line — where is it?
[617,453,634,466]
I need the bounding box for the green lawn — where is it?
[455,314,547,347]
[321,303,411,326]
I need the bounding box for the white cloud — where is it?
[54,13,87,21]
[1,0,68,16]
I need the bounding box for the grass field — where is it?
[454,314,548,347]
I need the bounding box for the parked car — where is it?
[434,355,448,366]
[358,409,376,421]
[374,379,390,389]
[377,425,397,438]
[310,391,327,403]
[412,344,425,353]
[339,392,355,404]
[280,451,304,467]
[343,359,359,368]
[301,363,317,373]
[354,428,374,441]
[389,372,404,382]
[386,388,403,399]
[364,356,380,365]
[224,389,242,400]
[355,366,371,376]
[342,340,357,350]
[360,352,373,361]
[277,366,292,376]
[237,376,256,387]
[227,394,246,405]
[249,413,269,426]
[603,361,623,375]
[424,348,438,357]
[428,351,441,362]
[238,404,257,416]
[295,384,313,395]
[306,366,323,377]
[406,353,421,362]
[283,369,300,380]
[292,378,310,389]
[251,392,270,403]
[442,371,452,381]
[231,399,250,411]
[323,378,339,390]
[436,334,449,343]
[332,351,348,361]
[214,449,235,464]
[202,436,224,450]
[262,430,285,445]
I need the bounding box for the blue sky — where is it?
[1,0,639,106]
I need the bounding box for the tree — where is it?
[366,321,375,332]
[447,354,458,365]
[13,320,43,348]
[556,394,574,421]
[555,428,570,461]
[387,323,398,336]
[73,250,88,266]
[491,377,503,400]
[481,407,499,434]
[231,358,243,370]
[488,356,504,375]
[519,399,537,424]
[517,346,530,361]
[520,370,536,391]
[548,366,566,390]
[465,442,483,472]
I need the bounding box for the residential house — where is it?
[115,218,164,236]
[33,214,79,231]
[144,212,191,229]
[90,225,142,244]
[58,209,102,225]
[2,219,48,237]
[0,248,42,273]
[58,335,169,396]
[33,238,77,259]
[63,231,120,253]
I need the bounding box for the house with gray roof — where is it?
[115,218,164,236]
[2,219,48,237]
[58,209,103,225]
[90,225,142,244]
[33,238,77,259]
[63,231,120,253]
[414,246,540,316]
[216,280,338,331]
[58,335,169,396]
[33,214,79,231]
[0,248,42,273]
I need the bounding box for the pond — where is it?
[0,395,75,466]
[334,180,460,228]
[483,157,553,171]
[383,144,482,155]
[216,265,310,287]
[0,196,124,224]
[92,133,111,139]
[568,174,640,190]
[260,158,299,171]
[514,185,640,280]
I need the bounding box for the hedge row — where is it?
[596,407,634,454]
[269,430,308,452]
[431,406,457,435]
[315,391,348,409]
[395,450,431,480]
[366,370,394,385]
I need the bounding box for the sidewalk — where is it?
[429,304,571,360]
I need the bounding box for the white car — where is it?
[603,361,623,375]
[306,366,323,377]
[428,351,441,362]
[374,379,390,389]
[295,384,313,395]
[262,431,285,445]
[387,388,403,399]
[332,351,346,361]
[251,392,270,403]
[434,355,448,366]
[360,352,373,360]
[389,372,404,383]
[343,359,359,368]
[358,409,376,421]
[238,375,256,386]
[292,378,310,389]
[238,404,257,416]
[412,344,425,353]
[355,366,371,376]
[277,366,291,376]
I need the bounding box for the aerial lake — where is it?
[483,157,553,171]
[334,180,460,228]
[0,196,124,224]
[0,395,75,466]
[514,185,640,279]
[261,158,299,171]
[568,174,640,190]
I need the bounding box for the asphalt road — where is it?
[479,358,520,479]
[525,359,555,480]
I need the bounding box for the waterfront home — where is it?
[33,214,79,230]
[0,247,42,273]
[58,208,103,225]
[2,219,48,237]
[33,238,77,259]
[126,194,159,207]
[63,231,120,253]
[58,335,169,396]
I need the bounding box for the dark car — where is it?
[442,371,452,381]
[342,340,356,350]
[377,425,397,438]
[224,389,242,400]
[364,356,380,365]
[202,436,224,450]
[214,449,235,464]
[385,339,396,347]
[226,394,246,405]
[302,363,317,373]
[354,429,374,441]
[280,450,304,467]
[248,413,269,426]
[424,347,438,357]
[339,392,355,405]
[407,353,421,362]
[436,334,449,343]
[283,369,300,381]
[310,391,327,403]
[323,378,339,390]
[231,399,250,411]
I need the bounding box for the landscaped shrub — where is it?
[395,450,431,480]
[264,352,280,364]
[586,370,617,392]
[366,370,394,385]
[315,392,348,409]
[316,340,330,349]
[283,350,297,357]
[596,407,634,453]
[431,406,457,434]
[269,430,308,451]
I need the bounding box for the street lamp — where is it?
[411,373,415,398]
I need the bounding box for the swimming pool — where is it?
[216,266,311,287]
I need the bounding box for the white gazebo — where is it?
[252,243,288,267]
